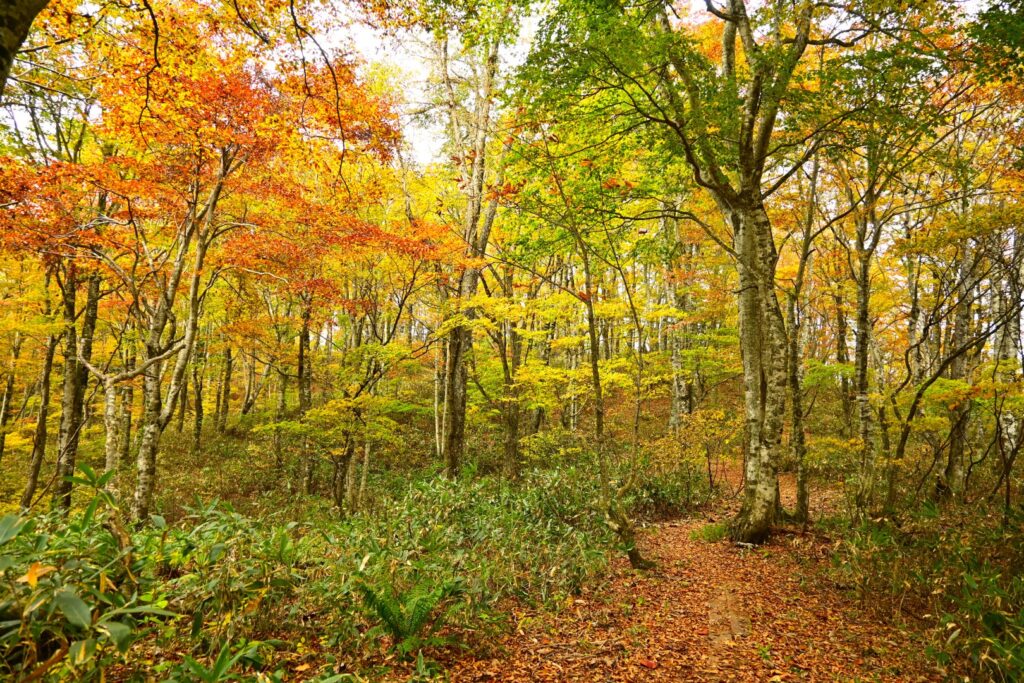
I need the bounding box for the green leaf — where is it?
[68,638,97,666]
[0,515,24,546]
[208,542,226,563]
[55,589,93,629]
[99,620,133,652]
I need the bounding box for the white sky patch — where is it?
[347,22,444,167]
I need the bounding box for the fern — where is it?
[356,577,465,657]
[356,581,406,640]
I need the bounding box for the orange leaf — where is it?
[18,563,57,588]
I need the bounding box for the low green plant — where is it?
[690,522,729,543]
[356,576,466,657]
[0,466,174,680]
[834,504,1024,680]
[164,640,268,682]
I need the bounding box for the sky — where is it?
[347,22,445,167]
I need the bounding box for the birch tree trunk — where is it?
[728,202,786,543]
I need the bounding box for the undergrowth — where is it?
[832,502,1024,681]
[0,455,704,680]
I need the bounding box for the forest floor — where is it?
[432,472,940,683]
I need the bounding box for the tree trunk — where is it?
[0,1,50,98]
[437,36,503,478]
[53,273,99,514]
[20,334,57,510]
[131,361,163,520]
[788,285,810,524]
[443,324,471,476]
[939,240,975,499]
[176,374,188,432]
[118,346,135,467]
[357,439,371,509]
[344,444,358,510]
[217,345,232,433]
[503,401,520,478]
[0,332,23,465]
[273,370,286,468]
[854,252,874,513]
[573,232,652,569]
[129,146,232,522]
[100,379,120,487]
[728,202,785,544]
[298,301,312,414]
[192,343,206,453]
[835,294,853,437]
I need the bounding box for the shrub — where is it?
[0,467,173,680]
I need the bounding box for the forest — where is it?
[0,0,1021,680]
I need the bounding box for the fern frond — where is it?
[356,581,406,640]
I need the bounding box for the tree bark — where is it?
[938,239,975,499]
[0,332,23,465]
[20,334,57,510]
[217,345,233,433]
[53,273,99,514]
[727,202,786,544]
[853,249,874,513]
[192,342,206,453]
[297,298,312,415]
[0,0,50,98]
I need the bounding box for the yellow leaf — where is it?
[18,563,56,588]
[99,571,117,593]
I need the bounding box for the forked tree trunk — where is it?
[132,147,233,521]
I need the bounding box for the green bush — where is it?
[138,500,309,652]
[0,467,173,680]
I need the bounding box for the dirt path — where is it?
[441,474,938,682]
